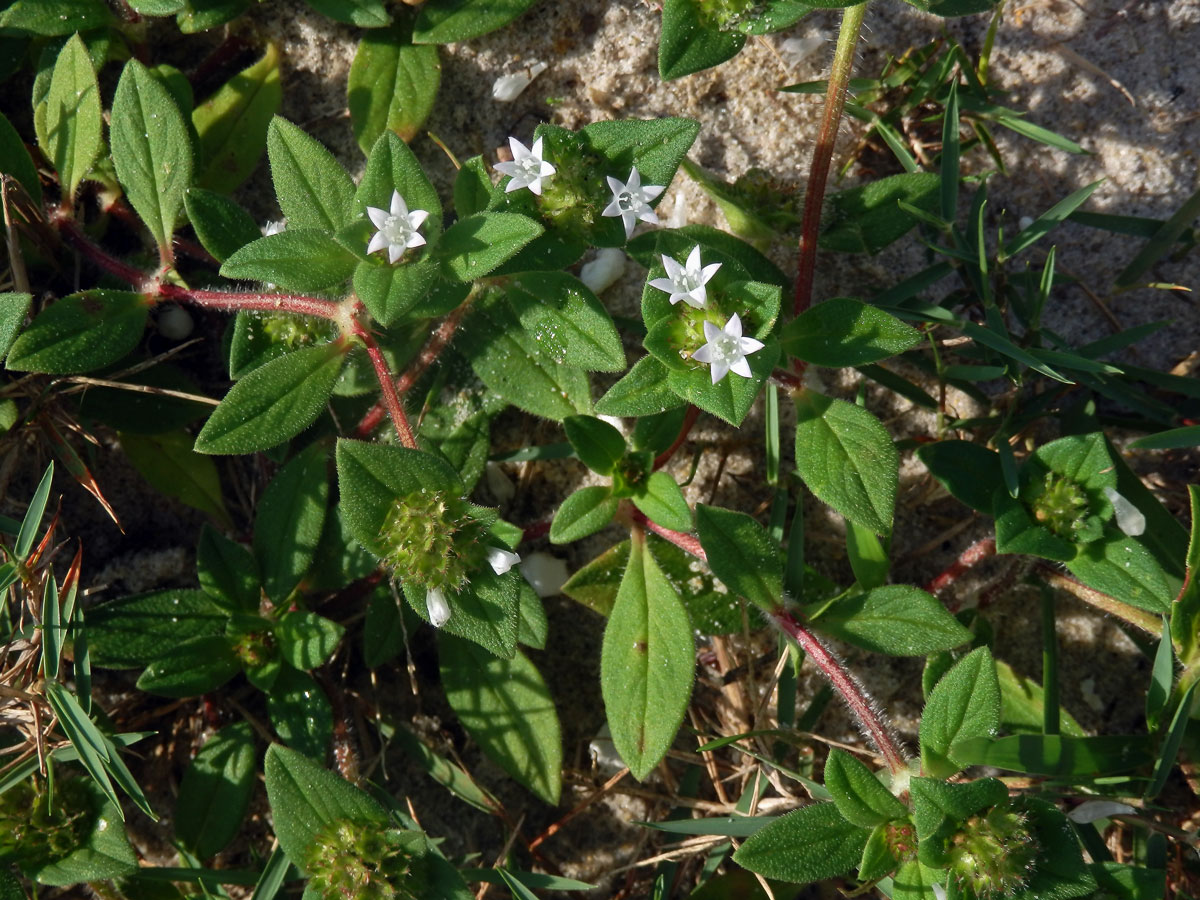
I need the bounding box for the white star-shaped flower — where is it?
[366,190,429,264]
[602,167,664,239]
[486,546,521,575]
[426,587,451,628]
[494,136,556,196]
[648,245,721,309]
[691,313,765,384]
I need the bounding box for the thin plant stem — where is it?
[626,507,908,776]
[653,404,700,471]
[924,536,996,596]
[793,0,869,320]
[1039,579,1060,736]
[351,321,417,449]
[771,609,909,777]
[157,285,341,320]
[355,299,473,438]
[1037,567,1161,635]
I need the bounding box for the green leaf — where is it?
[949,733,1154,777]
[363,584,405,668]
[192,42,280,192]
[658,0,746,81]
[220,229,358,293]
[254,443,330,604]
[356,131,442,243]
[563,415,626,475]
[549,485,617,544]
[264,743,388,870]
[732,802,867,883]
[348,20,441,151]
[631,471,693,533]
[413,0,538,43]
[454,156,495,217]
[176,721,256,859]
[0,111,42,205]
[301,0,389,27]
[664,339,779,427]
[44,34,103,200]
[277,611,344,670]
[184,188,262,262]
[846,520,889,589]
[794,390,898,535]
[1066,536,1173,614]
[194,342,347,454]
[516,581,549,650]
[1001,179,1103,260]
[111,59,193,257]
[1171,485,1200,665]
[992,491,1076,561]
[176,0,250,32]
[87,590,228,669]
[352,255,439,326]
[600,533,695,780]
[405,571,521,661]
[335,439,463,558]
[695,504,782,612]
[996,659,1086,737]
[0,0,113,34]
[459,295,593,420]
[197,524,260,613]
[119,430,231,527]
[812,585,972,656]
[892,860,952,900]
[439,634,562,804]
[908,776,1006,840]
[267,117,358,232]
[916,440,1004,514]
[502,272,626,372]
[780,298,921,367]
[823,748,908,828]
[136,634,241,697]
[596,355,684,417]
[821,173,941,254]
[267,668,333,760]
[28,783,137,886]
[7,290,148,374]
[435,212,543,281]
[919,646,1001,778]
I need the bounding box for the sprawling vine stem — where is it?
[793,1,869,320]
[53,216,423,446]
[626,507,908,775]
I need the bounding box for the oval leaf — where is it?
[439,634,562,804]
[7,290,147,374]
[600,534,695,780]
[45,33,103,199]
[794,390,897,535]
[349,21,441,151]
[919,646,1001,778]
[195,342,347,455]
[732,802,867,884]
[813,585,972,656]
[176,721,256,859]
[780,297,922,367]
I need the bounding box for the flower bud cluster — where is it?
[0,779,93,868]
[302,819,423,900]
[1030,472,1091,540]
[379,490,487,596]
[946,804,1036,898]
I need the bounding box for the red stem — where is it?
[352,322,417,449]
[653,404,700,471]
[355,301,472,438]
[771,609,908,776]
[923,537,996,596]
[793,2,867,319]
[60,219,146,287]
[157,285,341,319]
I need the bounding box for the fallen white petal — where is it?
[1067,800,1136,824]
[520,552,569,598]
[1103,486,1146,536]
[579,248,627,295]
[492,61,547,102]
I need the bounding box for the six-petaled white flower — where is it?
[494,136,556,195]
[486,546,521,575]
[691,313,764,384]
[649,245,721,309]
[366,190,429,264]
[602,167,664,239]
[426,587,451,628]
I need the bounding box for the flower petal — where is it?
[692,344,714,364]
[367,206,389,229]
[739,335,765,354]
[390,190,408,217]
[729,357,753,379]
[710,360,730,384]
[648,276,678,295]
[367,232,389,256]
[725,313,743,339]
[486,546,521,575]
[426,588,451,627]
[702,320,722,342]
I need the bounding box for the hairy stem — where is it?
[653,404,700,471]
[793,0,869,319]
[352,322,417,449]
[1036,566,1162,635]
[772,609,909,776]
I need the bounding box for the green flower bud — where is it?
[946,803,1037,898]
[261,313,337,351]
[378,490,489,595]
[302,819,425,900]
[1029,472,1091,540]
